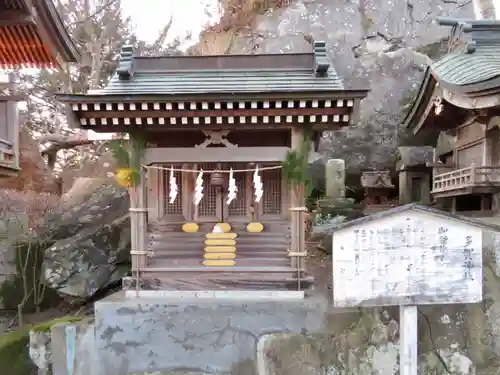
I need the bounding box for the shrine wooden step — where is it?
[148,238,289,247]
[150,257,289,267]
[149,242,289,251]
[149,245,289,254]
[151,250,288,259]
[148,232,288,241]
[129,271,313,291]
[139,265,304,273]
[149,221,290,233]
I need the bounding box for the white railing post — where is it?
[470,162,477,184]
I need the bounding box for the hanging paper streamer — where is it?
[253,166,263,203]
[227,168,237,205]
[168,166,178,204]
[193,170,204,205]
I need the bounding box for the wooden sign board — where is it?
[332,209,483,307]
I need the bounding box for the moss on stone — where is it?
[31,315,83,332]
[0,325,35,375]
[0,315,83,375]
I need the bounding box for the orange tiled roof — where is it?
[0,0,79,68]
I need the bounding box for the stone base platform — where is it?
[124,289,306,299]
[122,271,315,292]
[94,291,328,375]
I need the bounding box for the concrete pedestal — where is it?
[94,292,328,375]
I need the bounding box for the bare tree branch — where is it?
[66,0,121,26]
[40,136,94,170]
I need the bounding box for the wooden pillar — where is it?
[130,167,148,292]
[246,167,254,221]
[181,163,190,221]
[147,165,160,221]
[289,127,306,269]
[158,166,165,218]
[130,187,138,276]
[290,127,306,208]
[281,171,289,219]
[137,167,148,269]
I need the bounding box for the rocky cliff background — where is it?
[197,0,476,171]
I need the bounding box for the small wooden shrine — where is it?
[403,17,500,213]
[361,170,395,205]
[0,0,79,177]
[56,42,369,293]
[396,146,433,205]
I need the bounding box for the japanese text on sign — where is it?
[332,211,483,307]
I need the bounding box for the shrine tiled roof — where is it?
[0,0,79,68]
[55,41,370,132]
[401,17,500,134]
[430,17,500,95]
[84,42,345,97]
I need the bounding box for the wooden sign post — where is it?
[332,207,483,375]
[400,305,418,375]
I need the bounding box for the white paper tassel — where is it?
[253,166,263,203]
[227,168,237,205]
[193,170,204,205]
[168,166,178,204]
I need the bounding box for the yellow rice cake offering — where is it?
[246,222,264,233]
[204,239,236,246]
[215,222,232,233]
[205,232,237,239]
[203,259,236,267]
[203,252,236,260]
[182,222,199,233]
[204,246,236,253]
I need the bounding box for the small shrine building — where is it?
[403,17,500,213]
[0,0,79,177]
[56,42,369,294]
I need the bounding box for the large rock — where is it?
[42,178,130,299]
[221,0,474,170]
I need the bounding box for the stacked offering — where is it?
[203,224,237,266]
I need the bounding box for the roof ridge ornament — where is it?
[436,17,493,54]
[313,41,329,77]
[117,45,135,80]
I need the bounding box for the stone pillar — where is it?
[398,170,411,205]
[325,159,345,199]
[420,173,431,204]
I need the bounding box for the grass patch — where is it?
[0,324,34,375]
[32,315,83,332]
[0,315,83,375]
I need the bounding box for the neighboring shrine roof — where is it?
[396,146,434,168]
[0,0,79,68]
[431,18,500,95]
[400,17,495,135]
[360,170,394,189]
[83,42,349,97]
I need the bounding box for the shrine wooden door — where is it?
[224,164,250,222]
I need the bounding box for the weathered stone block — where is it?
[93,292,328,375]
[325,159,345,199]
